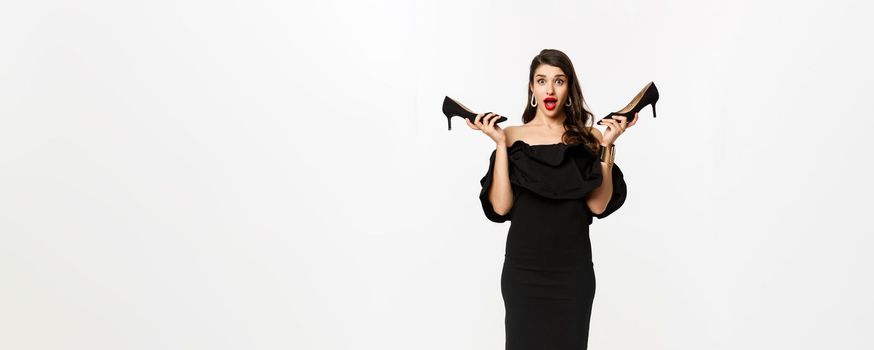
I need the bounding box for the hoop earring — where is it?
[565,97,572,107]
[530,94,537,107]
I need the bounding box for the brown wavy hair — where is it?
[522,49,600,154]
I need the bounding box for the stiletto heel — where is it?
[442,96,507,130]
[597,81,659,126]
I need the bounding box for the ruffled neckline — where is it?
[508,139,568,148]
[507,139,597,166]
[510,139,564,147]
[479,139,627,221]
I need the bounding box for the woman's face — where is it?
[530,64,569,117]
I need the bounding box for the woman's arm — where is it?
[585,127,612,215]
[488,139,515,215]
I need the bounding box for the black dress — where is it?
[479,140,627,350]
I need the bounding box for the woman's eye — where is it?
[537,79,563,85]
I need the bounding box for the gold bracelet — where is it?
[598,144,615,166]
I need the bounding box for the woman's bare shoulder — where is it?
[503,125,524,147]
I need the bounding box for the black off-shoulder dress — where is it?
[479,140,627,350]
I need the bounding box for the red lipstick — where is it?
[544,97,557,111]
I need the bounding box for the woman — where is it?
[465,49,635,349]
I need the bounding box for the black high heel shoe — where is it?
[442,96,507,130]
[597,81,659,126]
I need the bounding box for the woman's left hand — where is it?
[600,113,637,146]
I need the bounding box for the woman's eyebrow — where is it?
[535,74,567,78]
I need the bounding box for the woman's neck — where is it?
[530,111,567,129]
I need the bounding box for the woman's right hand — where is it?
[465,112,506,146]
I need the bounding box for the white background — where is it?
[2,0,873,349]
